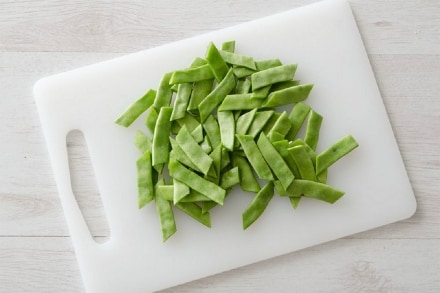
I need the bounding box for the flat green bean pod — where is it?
[115,89,156,127]
[251,64,297,90]
[242,181,274,229]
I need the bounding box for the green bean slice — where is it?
[267,111,291,140]
[316,135,359,175]
[262,84,313,108]
[176,202,211,227]
[286,102,311,141]
[198,68,236,122]
[232,66,255,79]
[257,133,294,190]
[188,78,214,111]
[202,115,221,149]
[272,140,300,178]
[218,111,235,151]
[168,158,226,205]
[170,64,214,84]
[255,59,282,71]
[134,130,152,153]
[219,166,240,189]
[153,72,174,110]
[154,181,177,242]
[205,42,229,82]
[145,106,158,134]
[115,89,156,127]
[236,134,273,181]
[247,110,274,138]
[169,138,201,172]
[220,51,256,70]
[289,145,317,181]
[235,78,252,94]
[304,110,323,151]
[170,83,192,121]
[242,181,274,229]
[221,40,235,52]
[261,112,281,135]
[280,179,345,204]
[218,94,263,111]
[269,80,301,92]
[251,64,297,90]
[231,154,260,192]
[136,150,154,208]
[173,179,190,204]
[176,125,213,175]
[152,107,172,166]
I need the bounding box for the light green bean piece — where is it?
[280,179,345,204]
[267,111,291,140]
[190,124,204,143]
[169,138,201,172]
[285,102,311,141]
[236,108,257,136]
[269,80,300,92]
[304,110,323,151]
[267,131,285,142]
[218,111,235,151]
[220,145,231,170]
[181,190,211,202]
[203,115,221,149]
[242,181,274,229]
[251,64,297,90]
[236,134,273,181]
[136,150,154,208]
[153,72,174,110]
[169,64,214,84]
[115,89,156,127]
[171,83,192,121]
[317,169,328,184]
[200,135,212,154]
[251,85,271,99]
[255,59,282,71]
[316,135,359,175]
[152,107,172,167]
[220,51,256,70]
[188,78,214,111]
[154,181,177,242]
[220,166,240,189]
[134,130,152,153]
[273,140,300,178]
[176,202,211,227]
[205,42,229,82]
[218,94,263,111]
[173,179,190,204]
[145,106,158,134]
[168,158,226,205]
[221,40,235,52]
[198,69,236,122]
[235,78,252,94]
[288,145,317,181]
[232,67,255,79]
[289,139,317,168]
[257,133,294,190]
[262,84,313,108]
[208,144,223,179]
[261,112,281,135]
[176,125,213,175]
[175,113,200,133]
[158,185,211,202]
[231,154,260,192]
[247,110,274,138]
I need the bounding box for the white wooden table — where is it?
[1,0,439,292]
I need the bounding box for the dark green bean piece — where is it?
[205,42,229,82]
[218,93,263,111]
[257,133,294,190]
[251,64,297,90]
[231,154,260,192]
[153,72,174,110]
[280,179,345,204]
[152,107,172,166]
[198,69,236,122]
[242,181,274,229]
[202,115,221,149]
[221,40,235,52]
[262,84,313,108]
[288,145,317,181]
[304,110,323,151]
[170,83,192,121]
[169,64,214,84]
[154,181,177,242]
[115,89,156,127]
[168,158,226,205]
[176,202,211,227]
[316,135,359,175]
[134,130,152,153]
[136,150,154,208]
[236,134,273,180]
[220,51,256,70]
[218,110,235,151]
[247,110,274,138]
[285,102,311,141]
[176,125,213,175]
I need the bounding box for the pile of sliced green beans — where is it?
[115,41,359,241]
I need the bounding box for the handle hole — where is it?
[66,130,111,244]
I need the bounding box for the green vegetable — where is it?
[115,40,359,241]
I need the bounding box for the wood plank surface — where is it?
[0,0,439,292]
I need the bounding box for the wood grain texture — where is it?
[0,0,439,292]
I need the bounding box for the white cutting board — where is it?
[33,0,416,292]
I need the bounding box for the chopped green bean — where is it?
[251,64,297,90]
[134,130,152,153]
[218,93,263,111]
[267,111,291,140]
[232,66,255,79]
[188,78,214,111]
[221,40,235,52]
[236,134,273,180]
[218,111,235,151]
[115,89,156,127]
[304,110,323,151]
[247,110,274,138]
[152,107,172,166]
[154,181,177,242]
[219,166,240,189]
[316,135,359,175]
[203,115,221,149]
[280,179,345,204]
[255,59,282,71]
[205,42,229,82]
[170,83,192,121]
[235,78,252,94]
[170,64,214,84]
[269,80,301,92]
[236,108,257,137]
[153,72,174,110]
[176,202,211,227]
[145,106,158,134]
[220,51,256,70]
[173,179,190,204]
[136,150,154,208]
[288,145,317,181]
[169,138,201,172]
[231,154,260,192]
[262,84,313,108]
[242,181,274,229]
[285,102,311,141]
